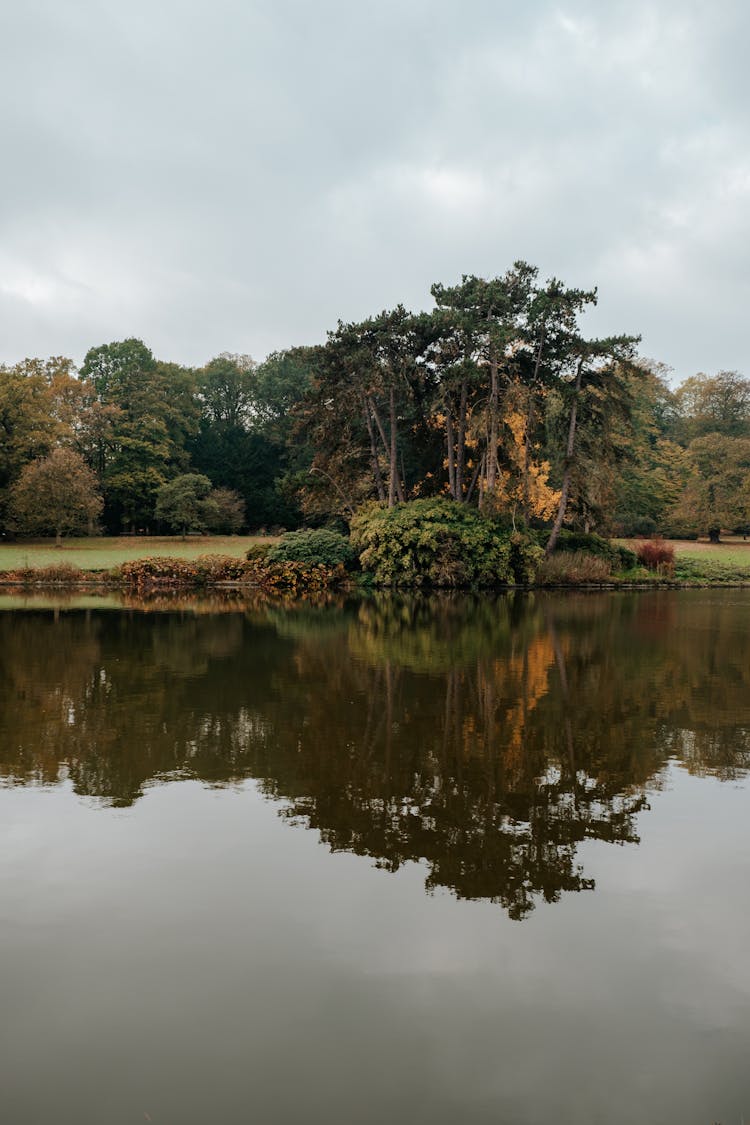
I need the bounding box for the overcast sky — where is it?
[1,0,748,380]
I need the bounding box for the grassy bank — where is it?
[620,538,750,585]
[3,533,750,590]
[0,535,275,572]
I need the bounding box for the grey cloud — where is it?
[1,0,748,378]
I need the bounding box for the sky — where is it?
[1,0,748,380]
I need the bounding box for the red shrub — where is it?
[635,539,675,573]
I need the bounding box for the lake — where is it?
[1,589,749,1124]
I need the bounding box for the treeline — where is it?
[2,259,749,540]
[0,341,311,536]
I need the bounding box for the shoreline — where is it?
[2,576,750,592]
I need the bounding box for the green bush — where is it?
[266,528,356,569]
[508,532,545,585]
[350,499,514,588]
[245,542,271,561]
[542,529,637,571]
[615,514,659,538]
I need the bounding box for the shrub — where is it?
[243,558,348,594]
[615,514,659,538]
[245,542,271,561]
[635,539,675,574]
[1,562,90,586]
[508,532,545,585]
[117,555,247,589]
[536,551,613,585]
[542,529,637,571]
[350,499,514,588]
[266,528,356,569]
[116,553,350,594]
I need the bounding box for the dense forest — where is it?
[2,260,749,541]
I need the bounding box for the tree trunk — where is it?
[465,457,482,505]
[456,377,468,500]
[708,527,721,543]
[369,398,390,461]
[522,322,546,521]
[446,408,456,499]
[361,392,385,501]
[486,350,499,494]
[55,528,62,548]
[546,357,585,556]
[388,386,398,508]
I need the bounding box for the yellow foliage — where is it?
[490,410,561,520]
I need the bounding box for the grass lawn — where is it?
[666,537,750,564]
[620,536,750,583]
[0,535,276,572]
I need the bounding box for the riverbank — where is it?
[2,535,750,590]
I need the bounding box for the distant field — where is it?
[668,538,750,564]
[621,537,750,565]
[0,535,276,572]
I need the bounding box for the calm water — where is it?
[1,590,749,1124]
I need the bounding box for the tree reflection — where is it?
[1,591,749,917]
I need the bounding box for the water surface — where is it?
[1,590,748,1124]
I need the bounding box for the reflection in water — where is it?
[1,591,749,919]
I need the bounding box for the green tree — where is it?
[251,348,314,442]
[545,335,640,553]
[155,473,215,538]
[198,353,257,429]
[80,339,199,530]
[8,447,103,545]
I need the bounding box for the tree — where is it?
[80,339,199,530]
[198,354,257,429]
[251,348,314,442]
[612,363,685,535]
[668,434,750,541]
[9,448,103,545]
[155,473,215,538]
[674,371,750,442]
[204,487,246,533]
[0,360,65,524]
[545,336,640,554]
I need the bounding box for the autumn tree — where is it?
[9,448,103,545]
[204,487,246,533]
[669,434,750,541]
[430,266,600,517]
[674,371,750,442]
[0,360,64,525]
[612,362,685,535]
